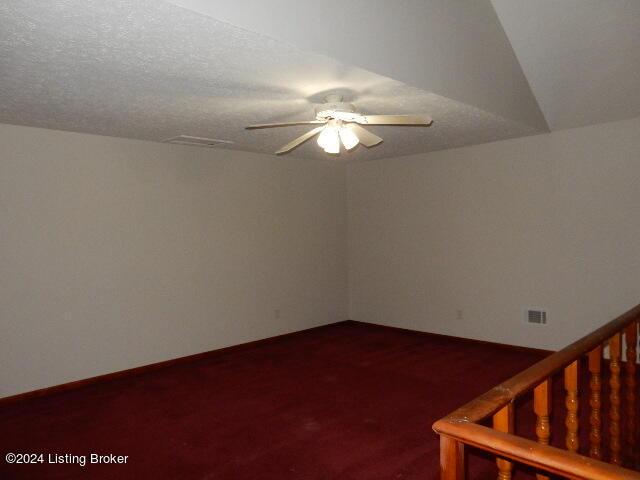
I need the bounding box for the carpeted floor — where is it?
[0,321,551,480]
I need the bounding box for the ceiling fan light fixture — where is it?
[246,95,432,155]
[317,124,340,154]
[339,126,359,150]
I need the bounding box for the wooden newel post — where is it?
[440,435,464,480]
[493,404,514,480]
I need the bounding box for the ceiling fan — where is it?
[246,94,433,155]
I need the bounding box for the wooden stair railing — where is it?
[433,303,640,480]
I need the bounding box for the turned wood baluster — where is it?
[564,361,579,453]
[588,345,603,460]
[534,379,551,480]
[610,333,622,465]
[493,404,514,480]
[625,323,637,467]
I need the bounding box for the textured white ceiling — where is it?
[0,0,539,161]
[491,0,640,130]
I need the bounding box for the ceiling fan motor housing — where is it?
[316,103,356,120]
[315,93,357,120]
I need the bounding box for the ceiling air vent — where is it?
[163,135,233,148]
[525,308,548,325]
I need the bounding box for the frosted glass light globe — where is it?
[317,125,340,154]
[339,126,359,150]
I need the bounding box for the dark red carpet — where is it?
[0,321,550,480]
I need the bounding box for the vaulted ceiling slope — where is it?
[491,0,640,130]
[0,1,637,160]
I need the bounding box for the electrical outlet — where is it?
[456,309,463,320]
[274,309,281,320]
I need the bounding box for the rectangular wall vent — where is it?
[163,135,234,148]
[525,308,548,325]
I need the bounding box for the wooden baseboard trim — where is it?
[344,320,554,357]
[0,320,350,406]
[1,319,552,407]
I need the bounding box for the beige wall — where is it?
[347,117,640,350]
[0,124,348,397]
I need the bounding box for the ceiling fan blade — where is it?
[275,126,326,154]
[356,115,433,126]
[246,120,326,129]
[348,124,383,147]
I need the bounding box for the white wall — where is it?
[347,117,640,350]
[3,116,640,396]
[0,124,348,397]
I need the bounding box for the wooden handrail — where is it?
[433,302,640,479]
